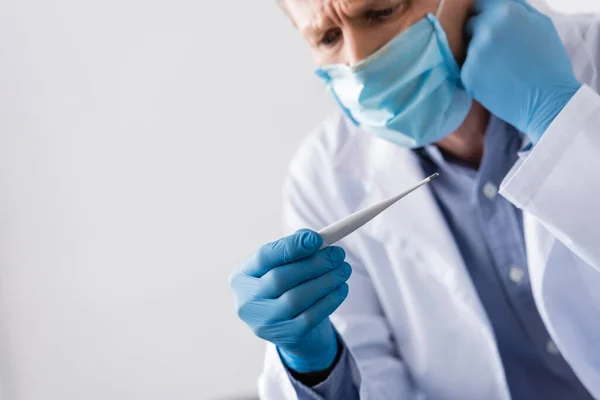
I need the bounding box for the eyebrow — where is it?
[301,15,334,43]
[300,0,402,40]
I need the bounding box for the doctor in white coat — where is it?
[230,0,600,398]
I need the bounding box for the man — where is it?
[230,0,600,398]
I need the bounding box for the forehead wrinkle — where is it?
[296,0,388,38]
[335,0,380,16]
[299,2,334,38]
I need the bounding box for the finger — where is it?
[464,14,480,38]
[229,271,262,304]
[258,246,346,298]
[508,0,535,10]
[271,262,352,321]
[474,0,533,14]
[288,283,350,336]
[251,284,348,343]
[460,45,483,98]
[240,229,323,277]
[473,0,503,14]
[463,12,491,51]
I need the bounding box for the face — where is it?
[282,0,474,67]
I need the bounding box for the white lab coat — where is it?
[259,3,600,399]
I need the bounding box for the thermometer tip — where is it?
[429,172,440,181]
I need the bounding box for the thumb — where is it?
[240,229,323,277]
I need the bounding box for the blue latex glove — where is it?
[461,0,582,143]
[229,229,351,373]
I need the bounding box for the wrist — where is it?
[528,80,582,143]
[278,330,339,373]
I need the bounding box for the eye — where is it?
[364,6,398,24]
[320,29,342,47]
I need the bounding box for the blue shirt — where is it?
[288,117,593,400]
[416,116,593,400]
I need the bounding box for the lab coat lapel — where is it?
[522,212,558,305]
[360,138,492,327]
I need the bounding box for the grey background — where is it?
[0,1,598,399]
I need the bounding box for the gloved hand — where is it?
[461,0,582,143]
[229,229,351,373]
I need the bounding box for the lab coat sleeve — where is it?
[499,84,600,397]
[258,126,426,400]
[500,84,600,269]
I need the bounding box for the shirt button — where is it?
[547,339,561,356]
[482,182,498,200]
[509,266,526,284]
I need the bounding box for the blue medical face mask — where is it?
[315,0,472,148]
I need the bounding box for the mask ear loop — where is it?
[436,0,446,18]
